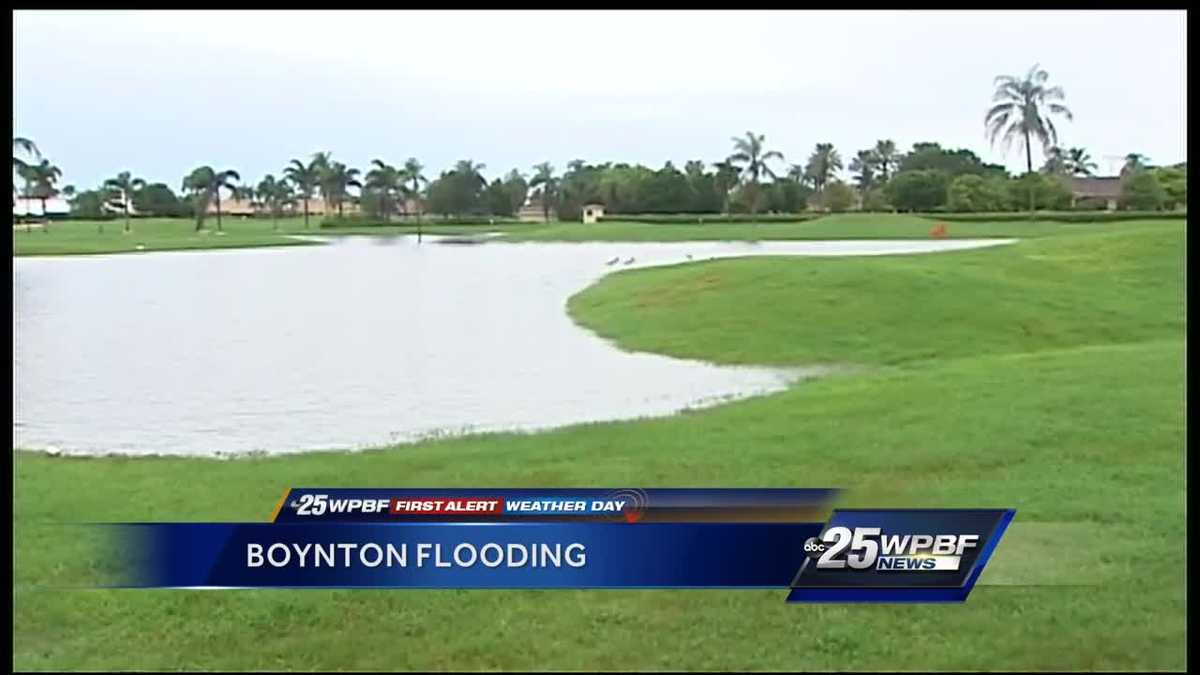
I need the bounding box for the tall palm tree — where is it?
[985,63,1074,175]
[103,171,146,233]
[12,137,40,177]
[402,158,428,220]
[284,158,321,228]
[529,162,559,222]
[310,151,335,215]
[872,139,898,182]
[365,159,404,221]
[848,149,877,192]
[728,131,784,216]
[255,172,292,230]
[1065,148,1098,177]
[182,166,240,231]
[324,162,361,218]
[12,137,40,199]
[804,143,843,195]
[21,159,62,229]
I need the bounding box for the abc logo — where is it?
[803,536,826,560]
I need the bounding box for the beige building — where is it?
[207,194,364,217]
[519,199,552,222]
[1067,176,1122,211]
[582,203,606,224]
[207,198,258,216]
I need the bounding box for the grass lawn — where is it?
[10,217,543,257]
[500,213,1164,242]
[12,213,1176,257]
[12,219,1186,670]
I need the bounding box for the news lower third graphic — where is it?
[106,489,1014,602]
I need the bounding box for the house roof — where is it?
[1068,176,1122,199]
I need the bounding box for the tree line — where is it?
[11,64,1187,230]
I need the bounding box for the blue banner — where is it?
[96,488,1015,603]
[114,522,822,589]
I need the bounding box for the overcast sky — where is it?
[12,10,1188,190]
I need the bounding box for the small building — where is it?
[518,199,551,223]
[1067,176,1122,211]
[582,203,606,224]
[101,195,137,216]
[208,198,258,216]
[12,196,69,217]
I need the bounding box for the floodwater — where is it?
[12,235,1013,457]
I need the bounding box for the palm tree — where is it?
[284,158,321,228]
[728,131,784,216]
[872,139,898,182]
[848,149,877,192]
[21,159,62,230]
[256,174,292,230]
[1041,146,1068,175]
[325,162,361,218]
[1122,153,1151,177]
[182,166,240,231]
[310,151,335,214]
[233,183,257,215]
[454,160,487,184]
[986,64,1074,175]
[12,137,41,200]
[365,160,404,221]
[712,160,741,214]
[402,158,428,220]
[103,171,146,233]
[1064,148,1098,177]
[529,162,559,222]
[12,137,40,186]
[803,143,843,195]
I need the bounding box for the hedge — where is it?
[917,211,1187,224]
[320,215,522,229]
[597,213,823,224]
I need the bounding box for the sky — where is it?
[12,10,1188,190]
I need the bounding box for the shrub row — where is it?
[319,215,522,229]
[597,213,823,225]
[918,211,1187,223]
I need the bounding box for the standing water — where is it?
[12,235,1012,456]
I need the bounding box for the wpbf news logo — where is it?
[804,528,979,571]
[787,509,1015,603]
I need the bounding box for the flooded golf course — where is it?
[13,235,1013,457]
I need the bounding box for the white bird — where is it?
[605,256,620,266]
[622,257,635,265]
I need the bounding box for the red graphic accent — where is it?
[390,498,503,515]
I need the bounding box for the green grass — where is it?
[568,221,1184,365]
[10,217,542,256]
[501,213,1175,242]
[13,219,1186,670]
[15,214,1184,257]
